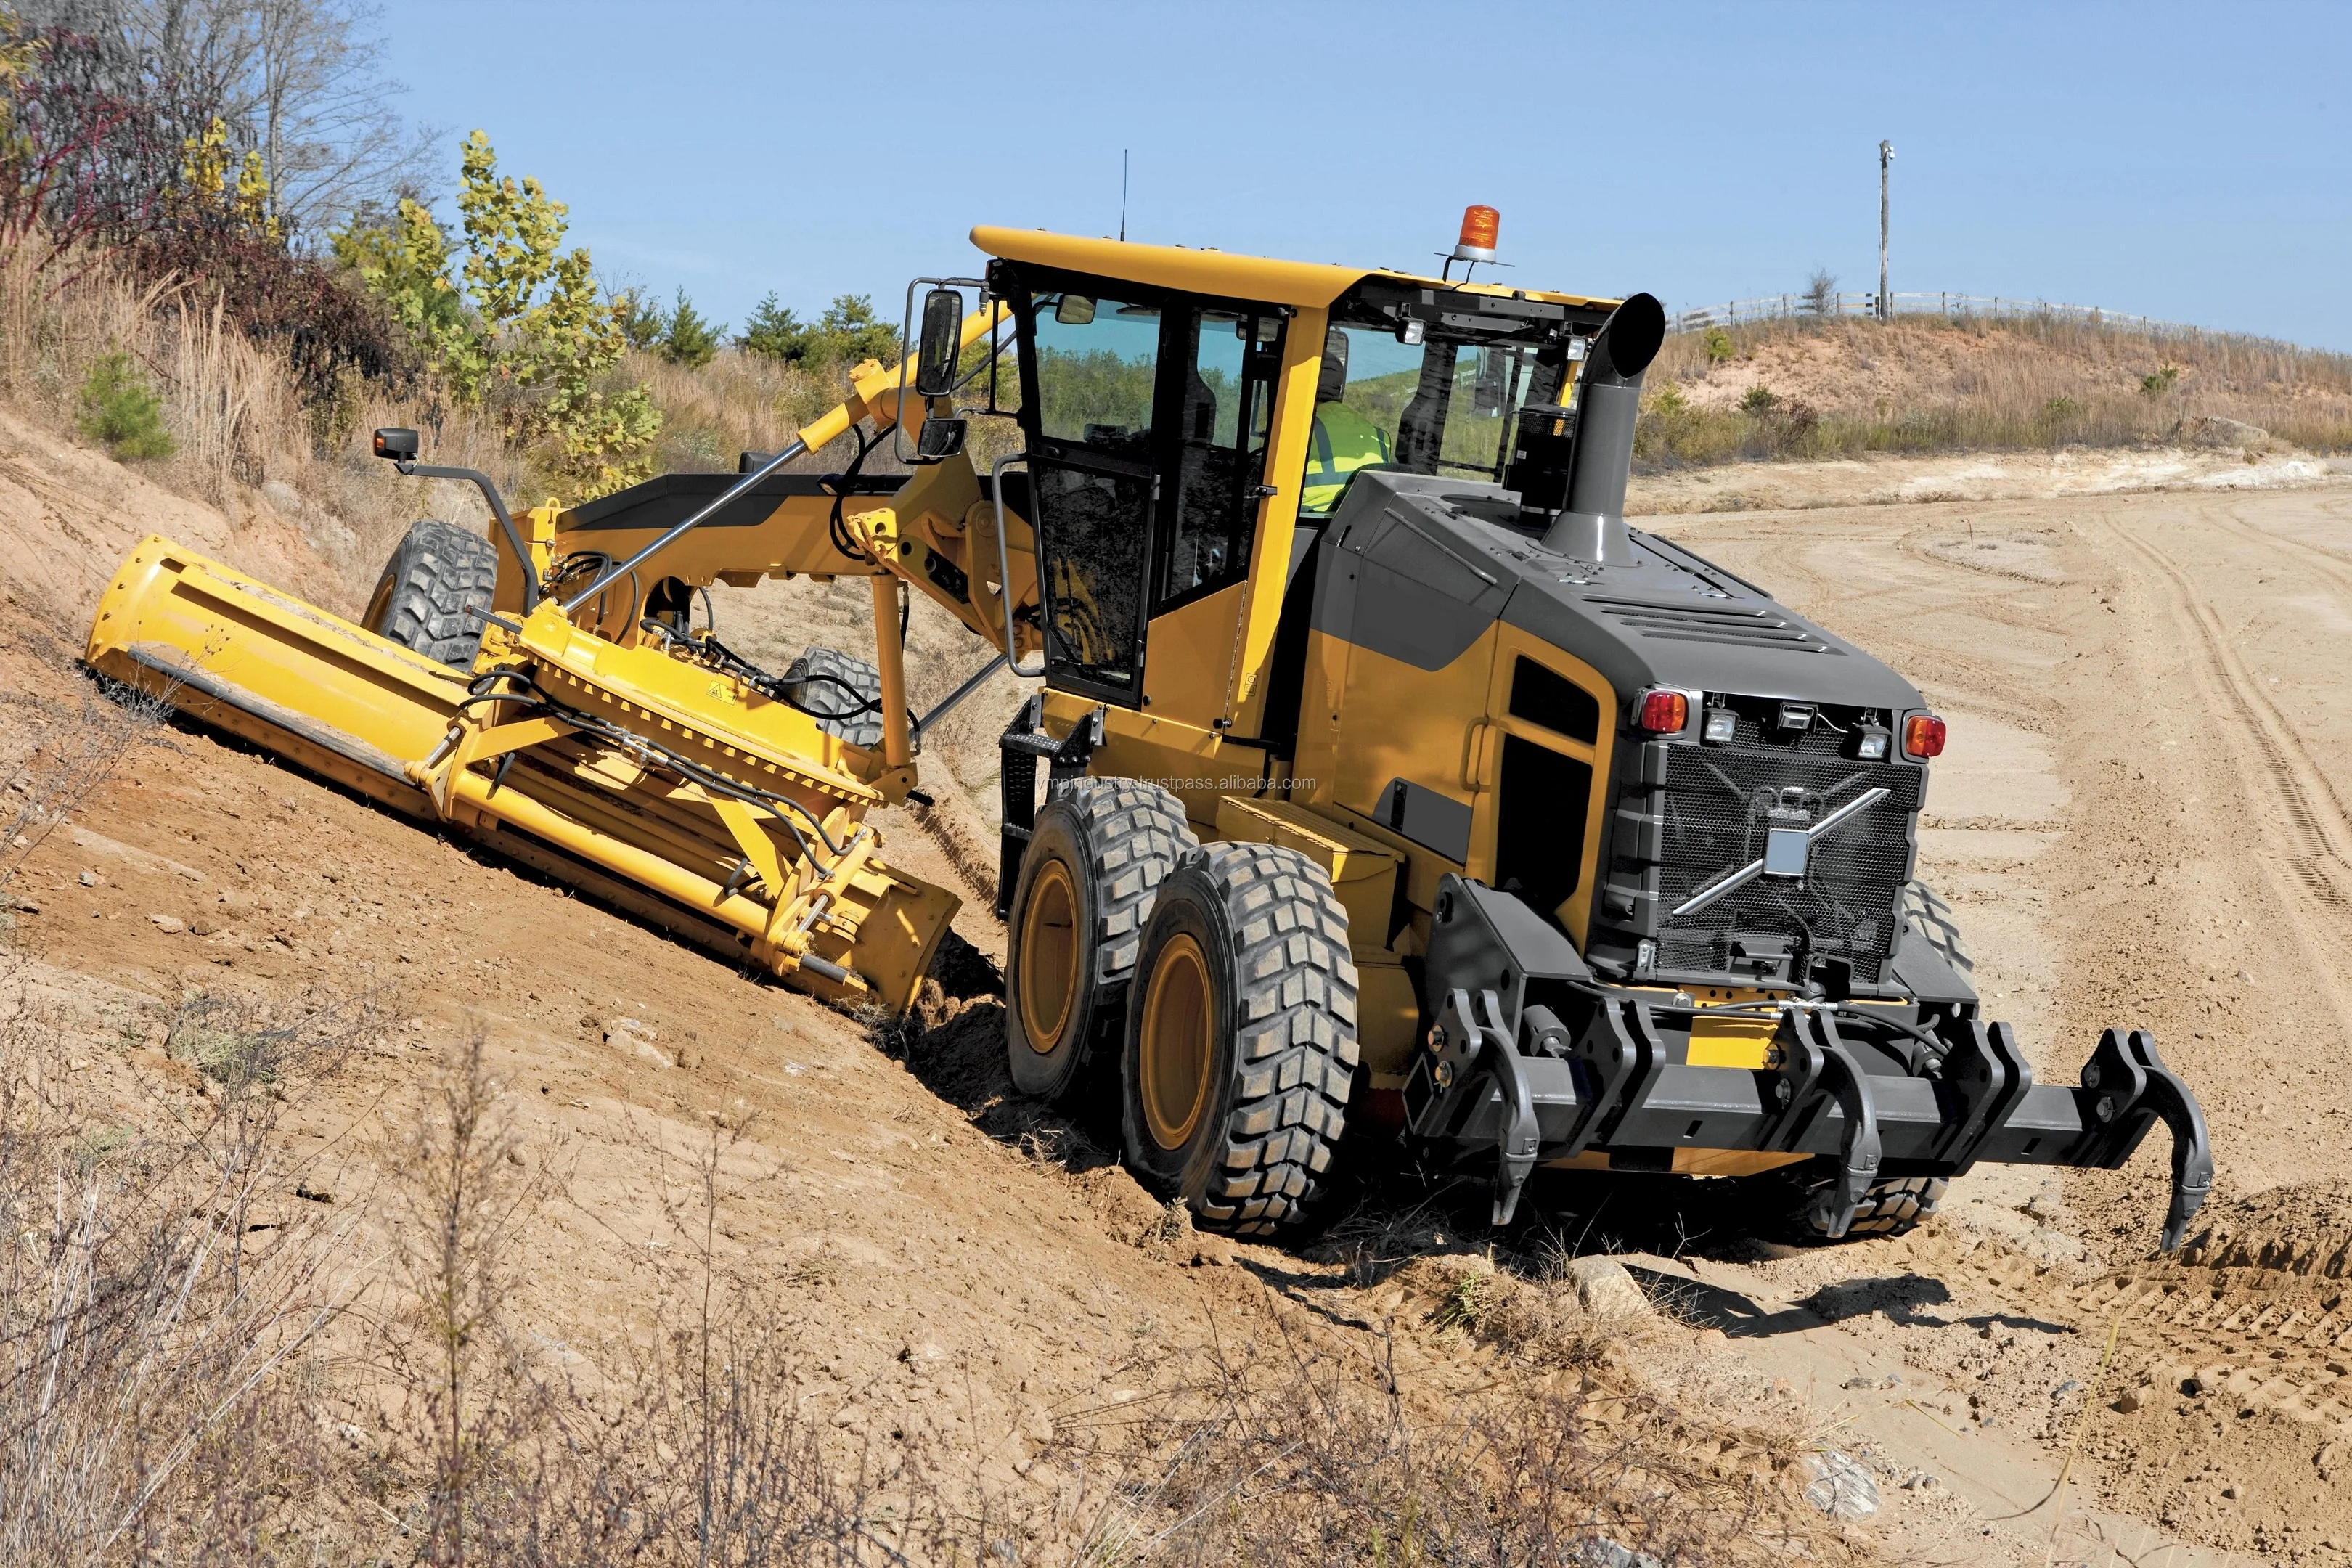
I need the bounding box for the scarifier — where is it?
[85,208,2213,1247]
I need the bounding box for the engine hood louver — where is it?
[1583,595,1846,654]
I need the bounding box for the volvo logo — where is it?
[1671,784,1892,919]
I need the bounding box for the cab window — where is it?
[1028,291,1159,457]
[1162,309,1281,608]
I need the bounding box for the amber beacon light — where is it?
[1454,204,1500,262]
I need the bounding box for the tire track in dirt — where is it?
[2098,513,2352,929]
[1694,519,2040,714]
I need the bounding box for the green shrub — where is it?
[738,291,803,361]
[75,351,176,460]
[738,292,899,369]
[1739,384,1779,414]
[1703,325,1734,364]
[613,287,665,350]
[658,287,722,368]
[2141,364,2180,396]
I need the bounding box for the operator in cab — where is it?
[1302,328,1393,512]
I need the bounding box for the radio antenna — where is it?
[1120,150,1128,242]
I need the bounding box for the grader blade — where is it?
[86,536,958,1015]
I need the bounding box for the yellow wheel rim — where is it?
[1139,934,1214,1151]
[1018,859,1080,1053]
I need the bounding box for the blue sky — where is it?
[380,1,2352,348]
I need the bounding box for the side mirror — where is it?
[912,415,967,465]
[372,427,419,462]
[914,287,963,398]
[1053,294,1095,326]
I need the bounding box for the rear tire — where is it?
[364,519,499,669]
[1003,778,1196,1106]
[1765,1162,1948,1242]
[1120,843,1357,1236]
[1900,880,1973,976]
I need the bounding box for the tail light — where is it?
[1904,713,1947,758]
[1636,690,1689,733]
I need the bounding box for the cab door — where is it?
[1138,306,1284,727]
[1018,285,1167,706]
[1016,280,1286,722]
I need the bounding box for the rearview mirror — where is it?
[372,427,418,462]
[912,415,967,464]
[914,287,963,398]
[1054,294,1095,326]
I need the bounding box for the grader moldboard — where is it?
[86,209,2213,1248]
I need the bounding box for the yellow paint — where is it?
[85,536,957,1016]
[1213,796,1399,950]
[971,226,1616,315]
[1543,1149,1814,1177]
[1470,624,1617,946]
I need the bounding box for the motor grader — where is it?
[83,208,2213,1249]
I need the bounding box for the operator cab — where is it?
[988,266,1287,706]
[983,253,1614,713]
[1303,279,1591,523]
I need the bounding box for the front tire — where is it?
[1121,843,1357,1236]
[1003,778,1196,1106]
[364,518,499,669]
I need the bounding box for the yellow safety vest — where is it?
[1302,401,1395,512]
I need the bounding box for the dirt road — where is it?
[7,446,2351,1559]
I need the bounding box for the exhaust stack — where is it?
[1541,292,1666,565]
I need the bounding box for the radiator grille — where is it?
[1652,746,1922,978]
[1585,597,1846,654]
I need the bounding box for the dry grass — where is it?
[1640,311,2352,467]
[0,671,1855,1564]
[0,239,526,608]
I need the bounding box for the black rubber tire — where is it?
[787,645,885,748]
[1003,778,1197,1106]
[1900,880,1974,976]
[363,518,499,669]
[1119,842,1358,1237]
[1768,1162,1949,1241]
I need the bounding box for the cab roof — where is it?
[970,225,1620,314]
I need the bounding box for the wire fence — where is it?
[1669,290,2236,343]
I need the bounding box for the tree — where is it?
[9,0,430,238]
[809,293,897,367]
[737,290,801,362]
[735,290,897,369]
[337,128,659,497]
[657,287,719,368]
[1803,267,1837,317]
[611,284,663,351]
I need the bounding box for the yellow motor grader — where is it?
[84,211,2212,1246]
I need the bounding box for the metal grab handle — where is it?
[915,653,1009,739]
[560,438,809,615]
[401,461,542,609]
[991,453,1045,677]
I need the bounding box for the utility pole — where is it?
[1878,139,1894,321]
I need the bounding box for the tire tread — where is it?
[1177,842,1358,1237]
[369,519,498,669]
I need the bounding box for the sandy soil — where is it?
[1628,482,2352,1564]
[7,422,2352,1559]
[1628,445,2349,515]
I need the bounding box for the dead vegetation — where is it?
[1640,311,2352,467]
